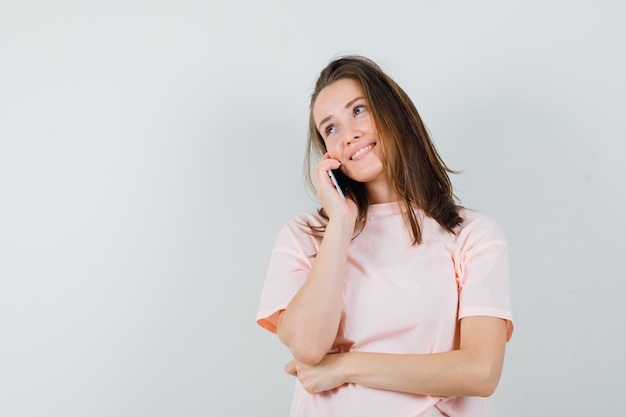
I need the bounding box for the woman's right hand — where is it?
[313,154,358,224]
[278,154,357,364]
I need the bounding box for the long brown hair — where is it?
[305,55,462,245]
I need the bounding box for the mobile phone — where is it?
[328,169,346,200]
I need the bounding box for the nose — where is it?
[345,126,362,143]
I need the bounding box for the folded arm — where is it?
[276,217,353,365]
[285,316,508,397]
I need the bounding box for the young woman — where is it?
[257,55,513,417]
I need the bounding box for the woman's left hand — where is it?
[285,353,346,394]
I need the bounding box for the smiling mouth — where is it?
[350,144,374,160]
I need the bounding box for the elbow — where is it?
[287,341,327,365]
[474,382,498,398]
[277,328,328,365]
[471,363,502,397]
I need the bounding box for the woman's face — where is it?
[313,78,390,194]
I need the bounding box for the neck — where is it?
[365,180,398,204]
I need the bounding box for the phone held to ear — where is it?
[328,169,346,200]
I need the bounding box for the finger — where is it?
[316,157,341,171]
[284,359,298,376]
[317,154,341,166]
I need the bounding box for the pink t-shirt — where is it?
[257,203,513,417]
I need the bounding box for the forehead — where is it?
[312,78,365,126]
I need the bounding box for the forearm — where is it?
[277,218,354,365]
[340,318,507,396]
[288,317,508,396]
[340,349,502,397]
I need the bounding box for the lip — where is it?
[349,143,375,161]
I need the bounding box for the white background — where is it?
[1,1,624,416]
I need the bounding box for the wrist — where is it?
[326,217,356,238]
[337,352,357,385]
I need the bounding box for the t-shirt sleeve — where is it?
[256,217,317,334]
[455,212,514,341]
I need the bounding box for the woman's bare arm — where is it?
[276,156,357,365]
[286,316,508,397]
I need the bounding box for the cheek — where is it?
[368,118,379,135]
[325,141,342,159]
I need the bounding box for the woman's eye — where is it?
[354,105,367,116]
[326,125,337,136]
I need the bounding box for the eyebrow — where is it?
[317,96,365,132]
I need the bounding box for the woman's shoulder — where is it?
[283,211,327,230]
[271,211,326,248]
[455,207,507,243]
